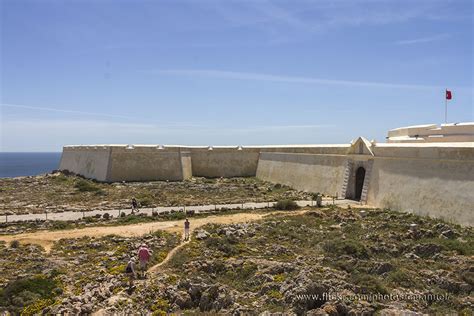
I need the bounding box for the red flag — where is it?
[446,90,452,100]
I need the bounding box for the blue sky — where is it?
[1,0,473,151]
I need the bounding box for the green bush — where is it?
[387,269,415,288]
[74,179,102,193]
[461,271,474,286]
[274,199,299,210]
[52,174,69,183]
[10,240,20,248]
[84,216,98,223]
[351,273,388,294]
[21,298,54,316]
[139,196,153,207]
[219,261,257,291]
[204,235,241,257]
[433,238,473,256]
[0,276,58,312]
[323,239,369,259]
[50,221,71,230]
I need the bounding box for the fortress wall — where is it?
[256,145,350,155]
[58,144,351,181]
[372,144,474,160]
[190,147,261,178]
[59,146,111,181]
[368,146,474,226]
[256,152,346,195]
[180,151,193,180]
[106,146,184,182]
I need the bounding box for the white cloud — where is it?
[1,103,132,120]
[153,69,443,90]
[208,0,463,33]
[0,103,204,128]
[395,33,450,45]
[0,119,336,151]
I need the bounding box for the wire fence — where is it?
[0,197,346,224]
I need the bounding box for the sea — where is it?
[0,152,62,178]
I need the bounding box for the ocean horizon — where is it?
[0,152,62,178]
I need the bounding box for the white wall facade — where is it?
[59,141,474,225]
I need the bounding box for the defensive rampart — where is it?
[59,140,474,225]
[60,146,111,182]
[190,147,260,178]
[367,143,474,225]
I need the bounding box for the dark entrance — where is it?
[355,167,366,201]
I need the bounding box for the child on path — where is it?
[184,218,190,241]
[125,256,137,289]
[137,244,152,279]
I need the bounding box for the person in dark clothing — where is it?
[184,218,190,241]
[131,198,138,214]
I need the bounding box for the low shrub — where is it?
[323,239,369,259]
[9,240,20,248]
[84,216,97,223]
[0,276,58,312]
[50,221,71,230]
[204,235,241,257]
[274,199,299,210]
[139,196,153,207]
[351,273,388,295]
[168,247,193,267]
[52,174,69,183]
[267,289,283,299]
[150,298,169,315]
[387,269,416,288]
[273,273,286,283]
[431,238,473,256]
[74,179,102,192]
[21,298,55,316]
[461,271,474,286]
[103,213,110,220]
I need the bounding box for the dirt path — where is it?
[148,238,191,272]
[0,210,301,251]
[86,210,305,316]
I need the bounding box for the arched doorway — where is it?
[355,167,366,201]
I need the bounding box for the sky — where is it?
[1,0,473,152]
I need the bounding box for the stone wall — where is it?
[106,146,186,182]
[190,147,261,178]
[59,146,112,182]
[59,141,474,225]
[256,152,347,196]
[368,157,474,225]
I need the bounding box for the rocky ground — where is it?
[0,206,472,315]
[0,172,311,215]
[0,230,180,315]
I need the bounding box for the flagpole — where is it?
[445,89,447,124]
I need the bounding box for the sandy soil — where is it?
[0,211,301,252]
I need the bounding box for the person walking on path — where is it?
[137,244,152,279]
[184,218,190,241]
[125,256,137,290]
[131,198,139,214]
